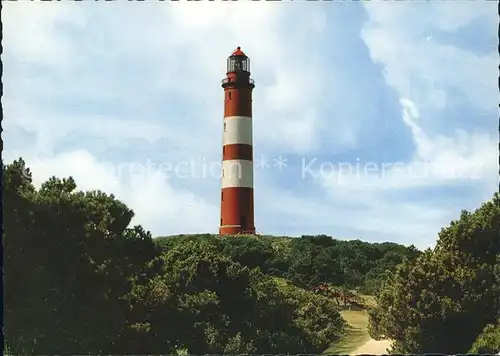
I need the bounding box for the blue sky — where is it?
[4,1,497,250]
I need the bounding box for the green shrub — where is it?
[469,321,500,354]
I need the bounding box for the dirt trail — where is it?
[351,338,391,355]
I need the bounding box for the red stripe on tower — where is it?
[219,47,256,235]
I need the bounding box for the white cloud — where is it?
[4,0,352,215]
[357,1,497,194]
[361,1,497,115]
[316,98,496,249]
[26,149,218,235]
[295,2,496,247]
[398,98,496,187]
[3,2,87,69]
[322,105,495,193]
[4,2,496,250]
[4,1,350,156]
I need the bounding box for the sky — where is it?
[3,0,498,250]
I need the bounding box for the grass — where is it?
[323,295,376,355]
[360,294,377,308]
[323,309,371,355]
[271,278,375,355]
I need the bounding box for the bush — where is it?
[368,193,500,354]
[121,240,346,354]
[469,321,500,354]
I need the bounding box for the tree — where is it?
[4,157,424,355]
[368,193,500,354]
[155,234,420,294]
[116,239,346,354]
[469,320,500,354]
[3,159,158,354]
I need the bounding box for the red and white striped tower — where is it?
[219,47,256,235]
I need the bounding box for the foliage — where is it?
[9,157,494,355]
[114,239,347,354]
[3,158,348,354]
[469,320,500,354]
[156,234,421,294]
[3,159,159,354]
[368,193,500,354]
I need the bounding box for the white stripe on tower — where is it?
[223,116,253,146]
[221,159,253,188]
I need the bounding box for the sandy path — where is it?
[351,338,391,355]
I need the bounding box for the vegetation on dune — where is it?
[3,159,349,354]
[323,303,372,355]
[4,159,160,354]
[469,320,500,354]
[3,157,499,354]
[113,240,346,354]
[368,192,500,354]
[156,232,421,295]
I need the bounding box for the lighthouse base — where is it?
[219,225,256,235]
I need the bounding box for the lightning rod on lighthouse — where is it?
[219,47,256,235]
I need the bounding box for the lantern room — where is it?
[227,47,251,73]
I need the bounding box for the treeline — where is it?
[369,192,500,354]
[156,233,421,295]
[5,158,378,354]
[4,157,499,354]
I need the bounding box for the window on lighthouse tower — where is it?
[234,59,242,71]
[228,56,250,73]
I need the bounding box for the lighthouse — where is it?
[219,47,256,235]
